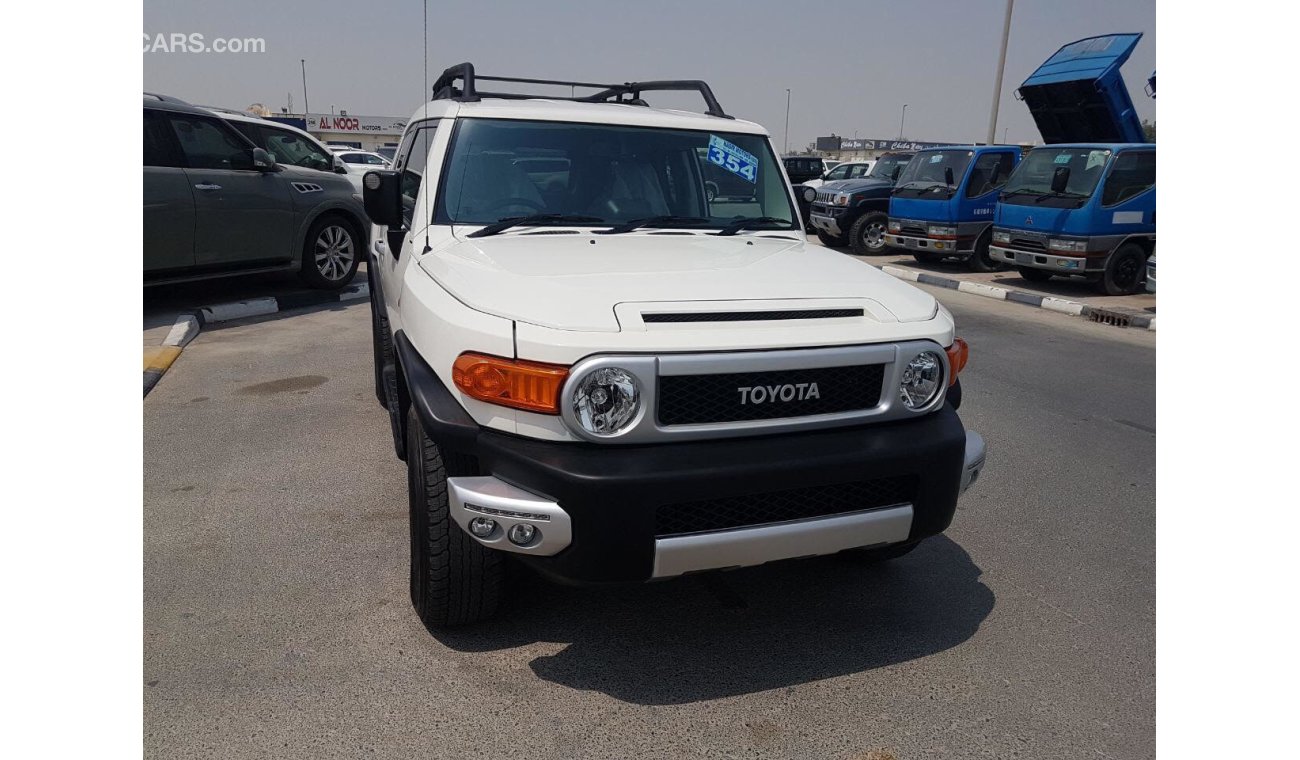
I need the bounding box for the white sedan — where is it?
[332,150,391,191]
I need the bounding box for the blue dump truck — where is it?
[988,33,1155,295]
[884,146,1022,271]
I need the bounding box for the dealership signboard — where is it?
[303,114,408,136]
[816,136,961,152]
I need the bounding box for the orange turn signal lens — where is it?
[451,353,569,414]
[945,338,969,386]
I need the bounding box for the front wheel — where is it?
[816,230,847,248]
[1016,266,1054,283]
[968,233,1005,273]
[299,216,361,290]
[1097,243,1148,296]
[849,212,890,256]
[407,406,505,628]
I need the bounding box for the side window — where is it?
[393,125,438,228]
[165,114,254,170]
[226,121,264,148]
[827,165,849,181]
[1101,151,1156,206]
[965,152,1015,198]
[143,110,183,168]
[848,164,870,179]
[264,128,331,171]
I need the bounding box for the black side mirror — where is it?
[944,166,955,187]
[363,170,404,228]
[251,147,276,172]
[1050,166,1070,194]
[333,160,348,175]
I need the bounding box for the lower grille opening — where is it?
[655,476,917,537]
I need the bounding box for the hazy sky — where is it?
[144,0,1155,147]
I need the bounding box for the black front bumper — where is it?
[398,333,969,585]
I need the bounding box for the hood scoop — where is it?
[642,308,865,324]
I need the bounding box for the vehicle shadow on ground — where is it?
[143,263,368,326]
[430,535,992,705]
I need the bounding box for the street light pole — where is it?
[985,0,1015,145]
[784,88,791,154]
[898,104,908,140]
[300,59,310,115]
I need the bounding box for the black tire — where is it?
[850,540,920,565]
[369,267,389,408]
[407,406,505,628]
[849,211,889,256]
[1098,243,1148,296]
[967,232,1004,273]
[1016,266,1054,283]
[816,230,847,248]
[298,215,361,290]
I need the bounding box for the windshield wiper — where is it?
[714,216,791,236]
[598,215,709,234]
[1033,191,1088,204]
[467,214,604,238]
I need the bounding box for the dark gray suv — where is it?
[143,95,368,289]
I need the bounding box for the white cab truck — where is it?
[363,64,986,627]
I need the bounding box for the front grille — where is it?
[1010,237,1046,252]
[655,476,917,536]
[643,309,863,324]
[815,192,836,204]
[657,364,885,426]
[900,223,927,236]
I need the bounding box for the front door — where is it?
[161,112,295,268]
[143,110,195,273]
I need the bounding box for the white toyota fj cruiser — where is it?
[363,64,986,627]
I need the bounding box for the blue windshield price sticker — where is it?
[707,135,758,183]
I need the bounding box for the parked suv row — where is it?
[143,95,368,289]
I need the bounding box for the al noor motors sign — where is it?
[816,136,959,152]
[305,114,408,135]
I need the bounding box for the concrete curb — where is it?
[875,266,1155,331]
[144,282,370,398]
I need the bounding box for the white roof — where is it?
[404,97,769,135]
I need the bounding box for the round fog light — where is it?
[508,523,538,546]
[899,351,943,409]
[468,517,496,538]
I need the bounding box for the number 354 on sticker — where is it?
[707,135,758,183]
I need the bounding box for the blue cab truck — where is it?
[884,145,1022,271]
[988,33,1155,295]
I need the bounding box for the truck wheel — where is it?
[1098,243,1147,296]
[849,212,889,256]
[1016,266,1054,283]
[850,540,919,564]
[407,406,504,628]
[968,232,1004,273]
[299,215,361,290]
[816,230,847,248]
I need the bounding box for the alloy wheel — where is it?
[314,225,355,282]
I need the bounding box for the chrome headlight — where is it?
[992,230,1011,244]
[802,186,817,203]
[927,225,956,238]
[1048,238,1088,252]
[887,220,901,233]
[571,367,641,436]
[899,352,944,410]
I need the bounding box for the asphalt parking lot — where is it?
[143,263,1155,759]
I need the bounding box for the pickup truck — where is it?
[361,64,986,626]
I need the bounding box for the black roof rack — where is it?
[430,62,733,119]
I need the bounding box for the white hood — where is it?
[418,232,937,332]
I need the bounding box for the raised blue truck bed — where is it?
[1017,33,1146,145]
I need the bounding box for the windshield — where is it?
[868,153,912,181]
[893,149,974,197]
[1001,147,1112,203]
[436,119,796,230]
